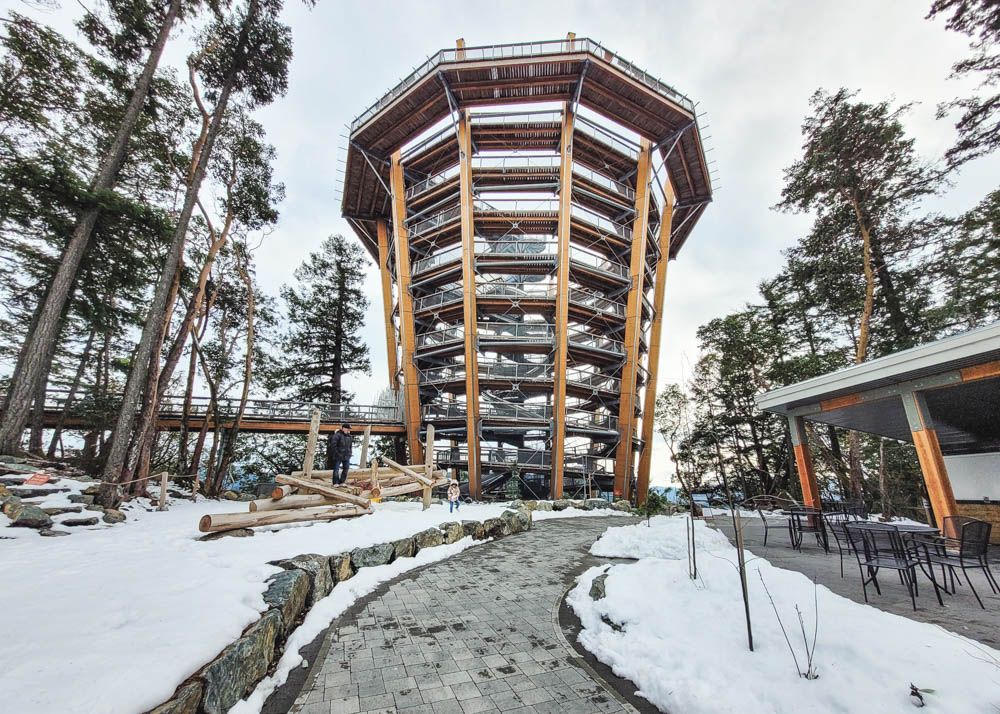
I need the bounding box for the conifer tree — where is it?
[271,234,372,467]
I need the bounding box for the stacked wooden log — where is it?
[197,416,448,534]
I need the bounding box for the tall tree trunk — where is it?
[28,334,58,454]
[216,258,255,484]
[99,0,260,505]
[0,0,184,455]
[869,238,911,347]
[47,330,96,459]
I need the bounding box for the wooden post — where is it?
[369,459,379,498]
[457,111,483,499]
[456,37,466,60]
[636,180,675,505]
[614,138,653,501]
[360,425,371,472]
[158,471,168,511]
[787,415,821,509]
[376,219,399,391]
[390,151,424,463]
[551,103,574,500]
[900,390,959,528]
[423,423,435,509]
[303,408,321,478]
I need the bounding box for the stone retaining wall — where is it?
[147,506,533,714]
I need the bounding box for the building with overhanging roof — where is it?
[341,36,712,501]
[757,322,1000,542]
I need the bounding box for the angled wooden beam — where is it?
[788,416,821,509]
[275,474,372,508]
[376,219,399,390]
[551,103,575,500]
[390,151,424,463]
[635,179,675,505]
[613,138,653,499]
[457,110,483,499]
[900,390,959,528]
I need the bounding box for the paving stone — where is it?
[290,520,631,713]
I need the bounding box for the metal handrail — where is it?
[567,328,625,354]
[565,368,621,392]
[416,324,464,348]
[475,197,559,213]
[478,322,555,341]
[350,38,695,133]
[570,203,632,240]
[477,281,557,299]
[569,244,628,279]
[475,238,558,257]
[406,165,460,201]
[572,162,635,202]
[419,365,465,384]
[568,288,626,318]
[565,407,618,431]
[575,115,641,160]
[412,244,462,275]
[413,288,463,312]
[478,361,554,381]
[471,110,562,125]
[409,205,461,237]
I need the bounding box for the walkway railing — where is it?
[350,38,695,132]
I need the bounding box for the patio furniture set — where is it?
[758,507,999,610]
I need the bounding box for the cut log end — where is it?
[198,514,212,533]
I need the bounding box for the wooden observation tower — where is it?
[341,36,712,503]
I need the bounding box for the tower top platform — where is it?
[342,37,712,256]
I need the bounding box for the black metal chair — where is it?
[757,507,789,547]
[915,516,998,609]
[822,511,852,577]
[788,506,828,553]
[844,522,936,610]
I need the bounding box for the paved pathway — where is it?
[287,518,638,714]
[713,518,1000,647]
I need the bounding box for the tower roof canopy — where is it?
[342,38,712,256]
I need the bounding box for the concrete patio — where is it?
[711,516,1000,648]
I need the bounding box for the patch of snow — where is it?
[533,507,633,521]
[589,514,732,560]
[231,536,486,714]
[0,491,512,714]
[569,516,1000,713]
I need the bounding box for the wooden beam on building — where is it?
[457,111,483,499]
[390,150,424,463]
[376,219,399,390]
[635,179,675,505]
[551,103,575,500]
[900,390,959,528]
[613,138,653,499]
[788,415,822,509]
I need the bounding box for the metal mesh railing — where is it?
[565,368,621,392]
[350,38,695,132]
[414,288,463,312]
[568,288,626,318]
[477,281,557,300]
[406,164,460,201]
[565,407,618,431]
[567,328,625,354]
[572,162,635,202]
[478,360,554,382]
[412,245,462,275]
[475,238,557,258]
[570,203,632,240]
[409,205,461,237]
[416,324,464,348]
[478,322,555,342]
[569,245,628,280]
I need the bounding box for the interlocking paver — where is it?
[289,519,633,713]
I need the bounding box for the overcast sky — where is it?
[15,0,998,486]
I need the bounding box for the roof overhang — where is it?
[756,323,1000,455]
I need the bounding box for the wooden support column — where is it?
[390,151,424,463]
[635,179,675,506]
[303,408,321,477]
[613,138,653,499]
[551,103,574,500]
[900,390,959,527]
[359,424,371,470]
[376,219,399,390]
[457,110,482,499]
[788,415,821,509]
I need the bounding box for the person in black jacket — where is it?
[330,423,353,486]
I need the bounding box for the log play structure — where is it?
[198,410,447,534]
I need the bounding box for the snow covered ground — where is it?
[569,515,1000,714]
[0,477,629,714]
